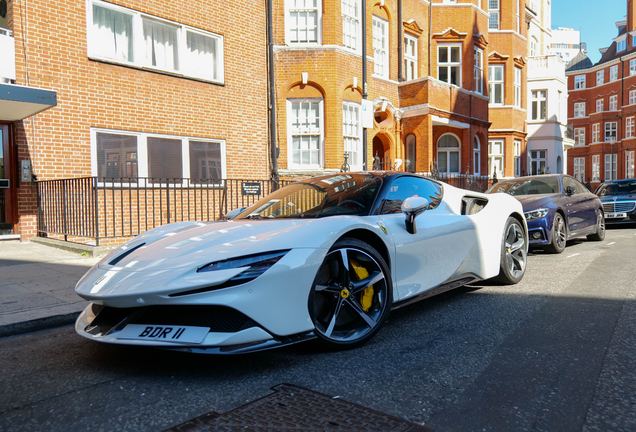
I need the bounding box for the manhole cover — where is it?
[166,383,432,432]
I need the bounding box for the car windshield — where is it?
[234,174,382,220]
[597,181,636,197]
[486,177,561,196]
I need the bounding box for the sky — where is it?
[552,0,627,64]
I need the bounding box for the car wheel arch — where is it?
[338,229,390,272]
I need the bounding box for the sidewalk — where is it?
[0,240,104,338]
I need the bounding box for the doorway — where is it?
[0,123,16,235]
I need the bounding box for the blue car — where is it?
[595,179,636,224]
[486,174,605,253]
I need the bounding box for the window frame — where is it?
[90,128,227,185]
[609,95,618,111]
[286,0,322,45]
[514,67,521,107]
[86,0,225,84]
[596,98,604,113]
[404,34,418,81]
[514,139,521,177]
[626,150,635,179]
[596,70,604,86]
[531,89,547,120]
[489,64,504,105]
[342,100,363,171]
[342,0,361,52]
[630,59,636,76]
[630,90,636,105]
[592,123,600,143]
[573,157,585,182]
[605,153,617,181]
[473,136,481,176]
[627,116,635,138]
[438,44,462,87]
[287,98,324,170]
[574,75,585,89]
[529,150,547,175]
[610,65,618,82]
[574,127,585,146]
[574,102,586,118]
[488,139,504,179]
[488,0,500,30]
[437,133,461,175]
[592,155,600,182]
[605,121,617,142]
[372,15,389,79]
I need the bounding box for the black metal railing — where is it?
[37,177,291,245]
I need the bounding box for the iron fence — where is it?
[37,177,291,245]
[36,172,492,246]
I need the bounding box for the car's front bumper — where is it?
[525,217,552,247]
[75,303,316,354]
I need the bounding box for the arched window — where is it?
[473,137,481,175]
[437,134,460,174]
[405,134,417,173]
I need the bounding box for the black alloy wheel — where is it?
[309,238,392,348]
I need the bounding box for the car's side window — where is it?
[380,177,442,214]
[573,178,589,194]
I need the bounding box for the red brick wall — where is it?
[9,0,270,240]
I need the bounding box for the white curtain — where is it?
[92,5,133,62]
[187,31,216,79]
[143,19,179,71]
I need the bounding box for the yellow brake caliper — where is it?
[350,259,374,312]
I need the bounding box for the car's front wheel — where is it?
[493,217,527,284]
[546,212,566,254]
[309,238,392,349]
[587,211,606,241]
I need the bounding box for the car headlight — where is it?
[524,208,549,220]
[197,250,290,285]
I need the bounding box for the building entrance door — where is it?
[0,123,16,235]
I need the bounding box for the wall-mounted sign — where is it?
[241,182,262,196]
[0,179,9,188]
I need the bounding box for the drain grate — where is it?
[166,383,432,432]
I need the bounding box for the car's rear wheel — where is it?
[587,211,606,241]
[309,238,392,349]
[493,217,527,284]
[546,212,566,254]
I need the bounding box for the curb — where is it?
[0,312,81,338]
[29,236,116,257]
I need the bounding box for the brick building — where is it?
[272,0,523,181]
[566,0,636,188]
[0,0,269,241]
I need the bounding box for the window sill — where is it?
[87,56,225,86]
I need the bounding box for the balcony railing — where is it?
[527,54,566,79]
[0,28,16,82]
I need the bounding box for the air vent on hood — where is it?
[108,243,146,266]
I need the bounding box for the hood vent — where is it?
[108,243,146,266]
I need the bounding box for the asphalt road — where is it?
[1,226,635,432]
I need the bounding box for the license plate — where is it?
[116,324,209,344]
[606,212,627,219]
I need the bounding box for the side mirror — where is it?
[565,185,575,196]
[402,196,429,234]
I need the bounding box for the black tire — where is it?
[493,217,527,284]
[545,212,566,254]
[309,238,392,349]
[587,211,606,241]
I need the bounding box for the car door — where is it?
[376,176,478,301]
[562,176,595,233]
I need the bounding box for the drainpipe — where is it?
[362,0,368,170]
[267,0,279,183]
[428,0,432,77]
[398,0,403,82]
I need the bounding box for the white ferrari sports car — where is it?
[75,172,528,353]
